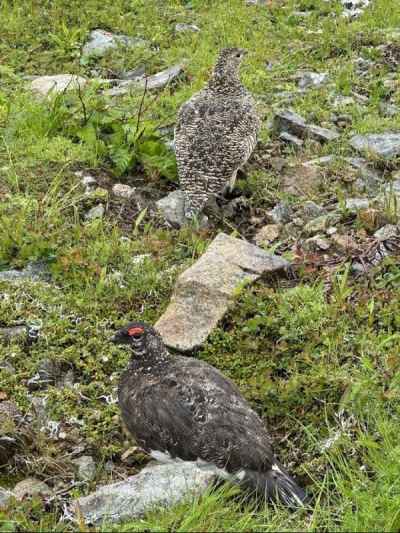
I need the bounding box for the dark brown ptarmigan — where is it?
[113,321,306,507]
[175,47,261,219]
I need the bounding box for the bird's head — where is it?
[111,321,166,359]
[214,47,247,75]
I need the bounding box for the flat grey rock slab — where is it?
[71,462,216,526]
[30,75,87,97]
[350,134,400,159]
[156,233,289,351]
[82,29,145,59]
[106,64,184,96]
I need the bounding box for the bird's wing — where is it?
[119,373,204,461]
[176,357,274,473]
[175,95,259,175]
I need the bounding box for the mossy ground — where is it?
[1,0,400,531]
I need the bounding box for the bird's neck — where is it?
[128,345,170,367]
[206,70,244,96]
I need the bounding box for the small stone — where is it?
[304,236,331,252]
[268,202,293,224]
[30,75,87,98]
[379,102,399,118]
[112,183,135,199]
[301,201,326,220]
[326,227,337,236]
[254,224,281,246]
[85,204,105,221]
[105,64,184,96]
[120,65,146,80]
[73,455,96,482]
[273,110,339,143]
[298,71,328,90]
[0,261,50,283]
[156,190,186,228]
[273,110,307,138]
[282,164,322,195]
[374,224,399,241]
[332,95,356,108]
[81,175,97,191]
[82,29,145,60]
[350,134,400,160]
[306,124,340,143]
[13,478,51,501]
[279,131,304,148]
[293,217,304,227]
[331,233,358,253]
[345,198,370,211]
[0,325,27,343]
[0,488,14,508]
[175,23,200,32]
[304,215,331,235]
[28,359,75,391]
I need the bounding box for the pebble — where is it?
[85,204,105,221]
[345,198,370,211]
[13,478,51,501]
[254,224,281,246]
[112,183,135,199]
[175,23,200,32]
[374,224,399,241]
[73,455,96,482]
[298,71,328,90]
[268,202,293,224]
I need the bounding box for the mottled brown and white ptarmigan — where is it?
[174,47,261,219]
[112,321,306,507]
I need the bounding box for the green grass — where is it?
[1,0,400,531]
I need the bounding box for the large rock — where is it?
[350,134,400,159]
[30,75,87,97]
[82,29,145,59]
[155,233,289,351]
[71,462,216,526]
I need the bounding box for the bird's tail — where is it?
[239,462,307,509]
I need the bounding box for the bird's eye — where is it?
[236,53,241,58]
[128,326,144,337]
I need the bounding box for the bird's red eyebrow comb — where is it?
[128,326,144,336]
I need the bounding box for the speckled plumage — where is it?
[175,47,261,218]
[113,322,306,507]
